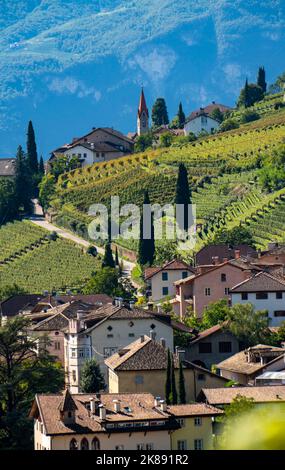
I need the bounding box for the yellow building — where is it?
[29,389,222,451]
[105,335,228,402]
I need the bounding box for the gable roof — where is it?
[195,244,257,266]
[188,103,232,122]
[144,259,194,280]
[58,389,78,412]
[0,294,44,317]
[0,158,16,176]
[186,111,220,124]
[188,324,227,346]
[230,271,285,293]
[217,345,285,376]
[199,385,285,405]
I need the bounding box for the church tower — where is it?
[137,88,149,136]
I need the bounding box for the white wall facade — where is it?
[231,292,285,326]
[63,145,124,167]
[184,116,220,136]
[148,269,193,301]
[65,317,174,393]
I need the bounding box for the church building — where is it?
[137,88,149,135]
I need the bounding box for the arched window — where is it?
[70,438,78,450]
[81,438,89,450]
[91,437,100,450]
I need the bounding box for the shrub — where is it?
[241,110,260,123]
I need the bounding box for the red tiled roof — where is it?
[144,259,194,280]
[230,271,285,293]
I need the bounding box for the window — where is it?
[129,333,135,338]
[71,348,76,358]
[241,292,248,300]
[78,348,85,358]
[137,444,144,450]
[135,375,144,385]
[205,288,211,296]
[199,342,212,353]
[274,311,285,317]
[177,418,185,427]
[178,440,187,450]
[194,439,203,450]
[107,334,114,338]
[162,272,168,281]
[103,347,118,358]
[162,287,169,296]
[70,439,78,450]
[83,153,87,159]
[256,292,268,300]
[194,417,202,426]
[182,271,188,279]
[146,443,154,450]
[276,292,283,299]
[91,437,100,450]
[197,373,206,381]
[54,341,60,350]
[221,273,226,282]
[219,341,232,353]
[72,370,76,383]
[115,445,124,450]
[81,438,89,450]
[225,288,230,295]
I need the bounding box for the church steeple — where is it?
[137,88,149,136]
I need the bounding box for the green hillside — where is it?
[51,96,285,257]
[0,220,100,293]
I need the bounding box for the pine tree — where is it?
[39,156,45,175]
[138,191,155,266]
[177,102,186,128]
[80,358,105,393]
[27,121,38,173]
[115,246,119,266]
[257,66,267,93]
[152,98,169,127]
[170,357,178,405]
[165,349,172,405]
[15,145,32,213]
[102,242,115,268]
[244,78,250,108]
[178,360,186,404]
[175,163,191,233]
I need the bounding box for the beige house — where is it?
[105,335,228,402]
[144,259,195,302]
[29,389,222,450]
[216,345,285,385]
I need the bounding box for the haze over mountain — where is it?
[0,0,284,157]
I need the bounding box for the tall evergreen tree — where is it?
[39,156,45,176]
[152,98,169,127]
[115,246,119,266]
[26,121,38,173]
[102,242,115,268]
[15,145,31,213]
[175,163,191,233]
[257,66,267,93]
[165,349,172,405]
[80,358,105,393]
[177,102,186,128]
[178,360,186,404]
[138,191,155,266]
[170,357,178,405]
[244,78,250,108]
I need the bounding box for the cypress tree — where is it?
[257,66,267,93]
[177,102,186,128]
[165,349,172,405]
[170,357,178,405]
[138,191,155,266]
[102,242,115,268]
[39,156,45,176]
[115,246,119,266]
[178,360,186,404]
[15,145,32,213]
[175,163,191,233]
[27,121,38,173]
[244,78,250,108]
[152,98,169,127]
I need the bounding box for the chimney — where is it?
[69,318,80,334]
[90,398,96,415]
[212,256,219,265]
[117,297,123,307]
[223,257,228,263]
[150,330,156,340]
[234,250,241,260]
[77,310,85,320]
[154,397,161,407]
[160,400,167,412]
[113,400,121,413]
[99,404,106,420]
[90,143,95,150]
[176,346,185,361]
[157,305,162,314]
[140,335,145,343]
[129,301,135,310]
[160,338,166,348]
[147,302,154,311]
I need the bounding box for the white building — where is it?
[144,259,195,302]
[184,111,220,136]
[63,142,126,167]
[64,301,174,393]
[230,271,285,326]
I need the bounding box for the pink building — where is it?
[173,259,258,320]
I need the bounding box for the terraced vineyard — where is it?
[0,220,100,292]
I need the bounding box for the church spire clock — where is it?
[137,88,149,136]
